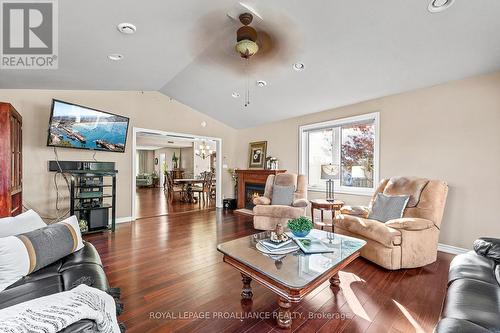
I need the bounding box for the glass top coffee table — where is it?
[217,229,366,329]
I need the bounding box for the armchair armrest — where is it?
[340,206,370,218]
[253,196,271,205]
[385,218,434,231]
[292,198,308,208]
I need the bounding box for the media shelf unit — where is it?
[69,170,117,234]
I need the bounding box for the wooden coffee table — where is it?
[217,229,365,328]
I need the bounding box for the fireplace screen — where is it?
[245,183,265,210]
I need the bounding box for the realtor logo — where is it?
[1,0,58,69]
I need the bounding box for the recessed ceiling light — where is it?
[232,92,240,98]
[293,62,305,71]
[108,54,123,61]
[117,23,137,34]
[428,0,455,13]
[256,80,267,87]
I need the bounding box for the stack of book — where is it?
[258,239,298,253]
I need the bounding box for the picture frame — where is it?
[248,141,267,169]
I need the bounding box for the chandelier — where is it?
[195,142,213,159]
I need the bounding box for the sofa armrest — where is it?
[473,237,500,262]
[292,198,308,208]
[340,206,370,218]
[253,196,271,205]
[385,218,434,231]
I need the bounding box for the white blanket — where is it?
[0,284,120,333]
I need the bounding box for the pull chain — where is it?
[244,58,250,107]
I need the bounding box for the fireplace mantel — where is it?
[235,169,286,209]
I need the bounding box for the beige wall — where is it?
[0,90,238,220]
[235,71,500,249]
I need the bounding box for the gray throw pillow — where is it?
[368,193,410,222]
[271,185,295,206]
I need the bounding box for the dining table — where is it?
[173,178,212,203]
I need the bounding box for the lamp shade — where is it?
[351,166,366,178]
[321,164,340,180]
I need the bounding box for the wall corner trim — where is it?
[438,243,469,255]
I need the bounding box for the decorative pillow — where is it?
[0,215,83,291]
[0,236,31,291]
[473,238,500,263]
[271,185,295,206]
[368,193,410,223]
[0,210,46,237]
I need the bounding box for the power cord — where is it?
[21,148,72,223]
[53,147,71,221]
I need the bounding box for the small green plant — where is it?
[288,216,313,233]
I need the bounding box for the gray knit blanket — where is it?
[0,284,120,333]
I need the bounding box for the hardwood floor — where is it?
[85,210,453,333]
[135,187,214,219]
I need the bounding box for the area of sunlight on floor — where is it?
[339,271,370,322]
[393,300,425,333]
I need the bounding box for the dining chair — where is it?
[192,171,214,206]
[165,172,184,203]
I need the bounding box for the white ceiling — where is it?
[1,0,500,128]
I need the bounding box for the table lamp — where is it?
[321,164,340,202]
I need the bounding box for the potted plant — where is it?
[288,216,313,237]
[172,153,179,169]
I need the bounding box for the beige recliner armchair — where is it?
[253,173,308,230]
[335,177,448,270]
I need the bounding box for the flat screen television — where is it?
[47,99,130,153]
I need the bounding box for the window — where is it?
[299,112,379,195]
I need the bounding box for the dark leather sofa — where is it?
[0,241,110,332]
[435,244,500,332]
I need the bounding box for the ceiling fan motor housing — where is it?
[237,26,257,42]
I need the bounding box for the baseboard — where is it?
[438,243,469,255]
[114,216,133,224]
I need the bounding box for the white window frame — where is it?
[298,112,380,196]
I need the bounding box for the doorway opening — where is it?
[132,127,222,220]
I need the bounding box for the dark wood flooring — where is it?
[135,187,215,219]
[85,209,453,333]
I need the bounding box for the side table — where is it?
[310,199,344,231]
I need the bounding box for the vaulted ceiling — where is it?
[1,0,500,128]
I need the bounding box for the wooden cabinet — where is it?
[0,103,22,217]
[170,169,185,180]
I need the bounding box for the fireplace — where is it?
[235,169,286,210]
[244,183,265,210]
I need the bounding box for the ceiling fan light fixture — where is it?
[428,0,455,12]
[235,39,259,59]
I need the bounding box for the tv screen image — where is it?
[47,99,130,152]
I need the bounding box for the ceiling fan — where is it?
[188,4,300,105]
